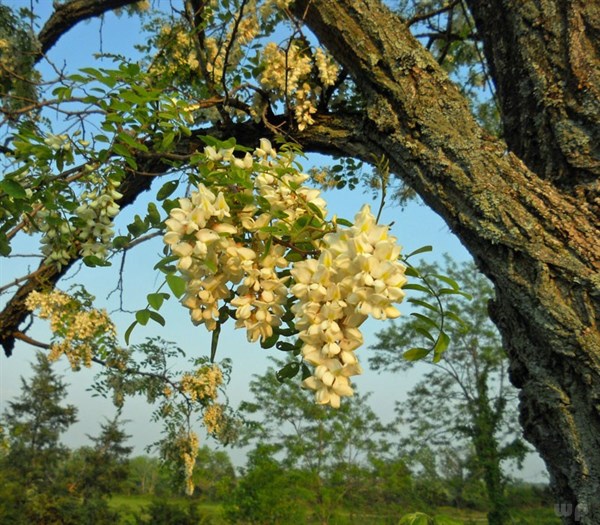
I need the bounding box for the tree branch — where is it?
[37,0,142,60]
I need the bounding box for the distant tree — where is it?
[192,445,236,502]
[237,359,395,523]
[371,258,529,525]
[126,455,173,496]
[0,352,78,524]
[134,499,203,525]
[65,416,132,523]
[226,443,314,525]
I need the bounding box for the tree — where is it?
[126,455,174,496]
[0,1,598,520]
[371,258,528,524]
[0,352,79,524]
[227,443,315,525]
[65,416,133,522]
[192,445,236,502]
[238,359,395,523]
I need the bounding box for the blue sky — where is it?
[0,1,549,482]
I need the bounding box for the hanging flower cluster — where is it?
[164,139,328,344]
[179,363,223,403]
[179,431,199,496]
[164,139,407,408]
[258,42,339,130]
[291,206,407,407]
[25,289,117,370]
[74,177,122,259]
[33,175,122,267]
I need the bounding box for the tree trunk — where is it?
[291,1,600,522]
[472,372,508,525]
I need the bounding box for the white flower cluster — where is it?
[35,178,121,267]
[36,210,74,267]
[291,205,407,407]
[44,133,71,151]
[257,43,339,130]
[314,48,339,87]
[165,140,407,408]
[74,178,122,259]
[260,42,312,96]
[180,431,199,496]
[164,139,327,343]
[25,289,117,370]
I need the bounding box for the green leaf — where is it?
[161,131,176,150]
[112,235,130,249]
[0,179,27,199]
[405,245,433,258]
[403,348,430,361]
[260,333,279,349]
[112,143,130,158]
[124,321,137,345]
[147,202,161,225]
[301,363,312,381]
[118,131,148,152]
[276,361,300,382]
[446,310,470,327]
[411,312,440,329]
[404,266,420,278]
[275,341,299,352]
[203,258,217,274]
[154,255,178,272]
[210,322,221,362]
[431,273,461,290]
[403,283,432,294]
[147,292,169,310]
[414,326,435,342]
[433,331,450,363]
[82,255,111,267]
[0,234,11,256]
[148,311,166,326]
[136,310,151,325]
[407,298,439,313]
[285,251,304,262]
[335,218,353,227]
[166,274,186,298]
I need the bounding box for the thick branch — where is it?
[465,0,600,187]
[37,0,142,59]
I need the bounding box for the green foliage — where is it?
[0,5,40,117]
[226,444,314,524]
[399,513,436,525]
[236,359,398,522]
[371,257,528,525]
[133,499,204,525]
[0,355,138,524]
[192,446,237,501]
[1,352,78,478]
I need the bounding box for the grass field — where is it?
[109,495,225,524]
[109,495,560,524]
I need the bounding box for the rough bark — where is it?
[466,0,600,186]
[289,1,600,522]
[36,0,142,59]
